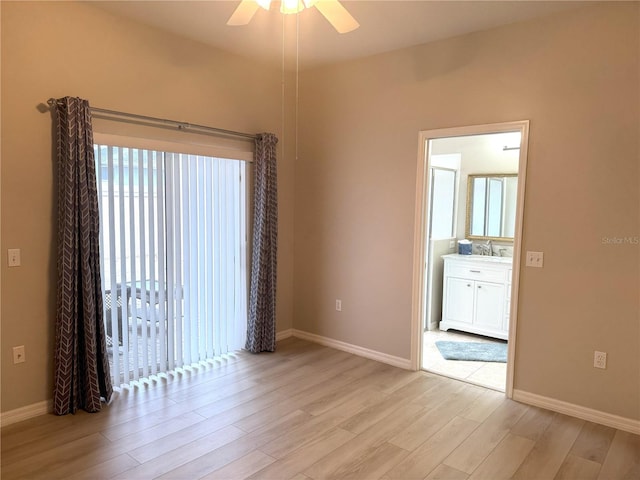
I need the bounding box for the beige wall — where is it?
[294,3,639,420]
[1,1,294,412]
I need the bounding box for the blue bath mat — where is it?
[435,341,507,362]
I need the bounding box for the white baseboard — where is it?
[291,329,412,370]
[1,400,52,428]
[275,329,294,341]
[513,389,640,435]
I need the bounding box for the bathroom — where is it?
[421,130,522,391]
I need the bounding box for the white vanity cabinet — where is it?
[440,254,512,340]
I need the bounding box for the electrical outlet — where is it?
[8,249,21,267]
[526,251,544,268]
[13,345,26,364]
[335,299,342,312]
[594,351,607,369]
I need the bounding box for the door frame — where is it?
[410,120,530,398]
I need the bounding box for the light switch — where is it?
[8,249,21,267]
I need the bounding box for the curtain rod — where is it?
[46,98,257,141]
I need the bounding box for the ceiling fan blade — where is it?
[314,0,359,34]
[227,0,260,26]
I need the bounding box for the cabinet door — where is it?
[444,277,474,324]
[474,281,504,330]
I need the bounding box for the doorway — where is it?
[411,121,529,396]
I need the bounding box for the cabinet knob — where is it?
[467,284,471,287]
[478,285,482,289]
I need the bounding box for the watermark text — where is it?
[601,236,639,245]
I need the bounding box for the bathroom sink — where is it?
[448,254,513,264]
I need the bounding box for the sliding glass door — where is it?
[95,144,248,385]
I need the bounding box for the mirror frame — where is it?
[465,173,518,242]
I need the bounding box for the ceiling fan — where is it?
[227,0,360,34]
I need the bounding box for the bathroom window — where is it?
[429,167,457,239]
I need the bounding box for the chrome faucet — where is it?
[479,240,492,256]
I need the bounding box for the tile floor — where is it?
[422,329,507,391]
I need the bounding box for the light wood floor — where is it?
[2,338,639,479]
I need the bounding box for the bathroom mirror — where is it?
[466,174,518,241]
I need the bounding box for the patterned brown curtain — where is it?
[246,133,278,353]
[52,97,112,414]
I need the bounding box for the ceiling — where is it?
[93,1,590,69]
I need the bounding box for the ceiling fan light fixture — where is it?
[280,0,305,14]
[227,0,359,33]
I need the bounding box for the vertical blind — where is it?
[95,144,247,386]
